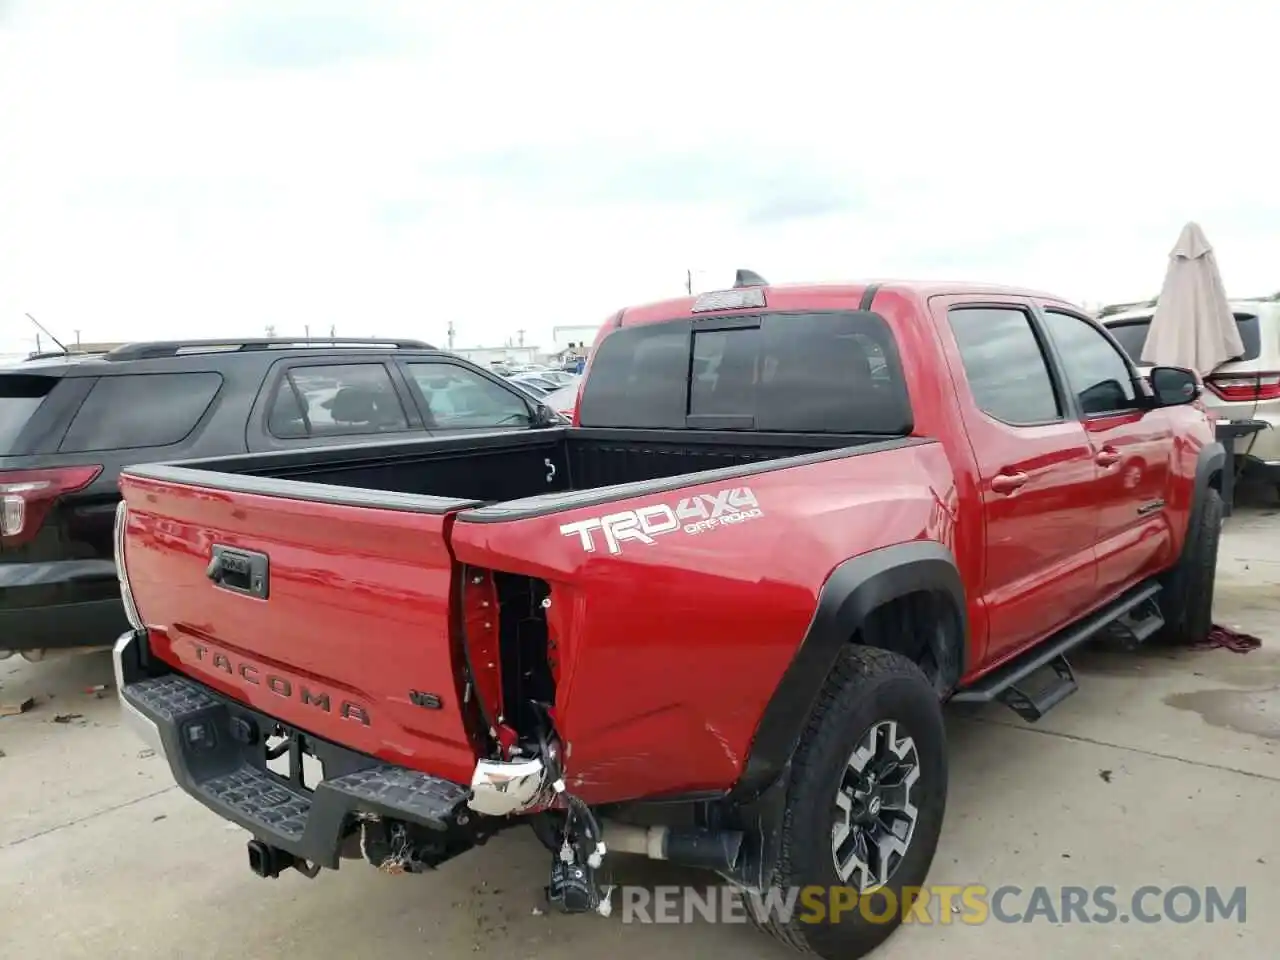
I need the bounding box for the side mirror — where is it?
[531,403,562,427]
[1148,366,1200,406]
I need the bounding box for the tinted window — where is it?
[405,363,532,430]
[1105,321,1152,364]
[268,364,408,439]
[578,311,912,434]
[948,308,1061,425]
[60,372,223,452]
[1106,314,1261,364]
[0,374,57,451]
[1042,311,1139,415]
[576,323,692,429]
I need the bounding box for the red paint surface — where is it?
[120,282,1215,805]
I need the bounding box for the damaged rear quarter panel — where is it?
[448,441,957,805]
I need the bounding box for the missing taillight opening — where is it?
[0,465,102,545]
[460,566,558,760]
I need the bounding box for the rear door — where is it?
[1037,307,1174,591]
[932,297,1100,662]
[246,357,428,452]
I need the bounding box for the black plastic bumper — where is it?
[1216,420,1270,516]
[1,597,129,651]
[114,632,472,869]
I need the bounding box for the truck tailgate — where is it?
[118,473,480,785]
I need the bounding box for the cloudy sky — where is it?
[1,0,1276,358]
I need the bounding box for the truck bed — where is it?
[124,426,885,511]
[117,425,946,803]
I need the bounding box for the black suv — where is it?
[0,338,561,657]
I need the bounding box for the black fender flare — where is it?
[1184,441,1227,545]
[728,540,966,802]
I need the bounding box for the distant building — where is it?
[552,324,600,354]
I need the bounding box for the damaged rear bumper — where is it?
[113,630,546,869]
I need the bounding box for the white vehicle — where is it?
[1100,298,1280,493]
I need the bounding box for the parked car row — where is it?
[3,277,1237,960]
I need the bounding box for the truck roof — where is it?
[617,279,1075,327]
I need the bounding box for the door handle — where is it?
[991,471,1029,494]
[1095,447,1121,467]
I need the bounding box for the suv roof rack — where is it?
[25,350,79,361]
[104,337,435,362]
[17,350,108,364]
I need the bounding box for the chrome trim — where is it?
[113,502,145,631]
[113,631,165,758]
[466,756,548,817]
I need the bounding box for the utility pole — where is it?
[517,329,526,347]
[686,269,692,295]
[304,325,310,341]
[447,320,455,350]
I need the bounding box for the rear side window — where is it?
[0,375,57,451]
[580,311,911,434]
[267,363,409,439]
[1106,314,1261,363]
[948,307,1062,425]
[59,372,223,452]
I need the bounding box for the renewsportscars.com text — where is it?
[619,884,1248,926]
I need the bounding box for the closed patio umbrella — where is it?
[1140,222,1243,377]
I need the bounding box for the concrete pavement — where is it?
[2,491,1277,959]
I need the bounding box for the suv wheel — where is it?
[1157,487,1223,645]
[755,646,947,960]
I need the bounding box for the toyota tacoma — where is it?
[111,277,1224,959]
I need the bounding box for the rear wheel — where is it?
[754,646,947,959]
[1157,488,1223,645]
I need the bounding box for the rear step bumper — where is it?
[113,631,475,869]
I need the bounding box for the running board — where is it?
[951,581,1163,722]
[1104,595,1165,650]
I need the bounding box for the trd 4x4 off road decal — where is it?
[559,486,763,555]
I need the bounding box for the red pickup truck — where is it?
[112,279,1223,959]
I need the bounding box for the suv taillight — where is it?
[0,465,102,546]
[1206,373,1280,402]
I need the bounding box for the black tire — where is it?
[1156,488,1223,646]
[754,646,947,960]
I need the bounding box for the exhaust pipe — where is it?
[600,822,744,872]
[246,839,318,879]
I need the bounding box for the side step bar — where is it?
[951,581,1163,722]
